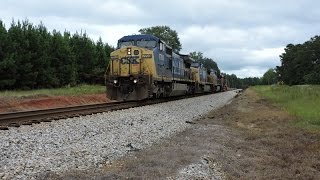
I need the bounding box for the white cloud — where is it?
[96,25,142,46]
[246,47,284,62]
[98,1,144,18]
[224,66,268,78]
[180,26,248,48]
[1,0,320,78]
[0,16,141,47]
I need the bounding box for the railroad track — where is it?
[0,95,198,130]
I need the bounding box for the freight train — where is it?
[105,34,227,101]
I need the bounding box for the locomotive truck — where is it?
[105,34,225,101]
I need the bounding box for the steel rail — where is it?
[0,101,140,129]
[0,90,230,130]
[0,94,195,130]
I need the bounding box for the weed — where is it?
[0,84,105,98]
[253,85,320,130]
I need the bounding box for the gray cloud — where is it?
[1,0,319,77]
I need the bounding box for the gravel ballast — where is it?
[0,91,237,179]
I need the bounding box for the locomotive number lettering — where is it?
[142,54,152,58]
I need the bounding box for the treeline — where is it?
[227,35,320,88]
[226,74,257,89]
[224,68,277,89]
[276,36,320,85]
[0,20,114,90]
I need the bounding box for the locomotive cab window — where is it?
[159,43,164,51]
[118,41,134,48]
[137,40,157,49]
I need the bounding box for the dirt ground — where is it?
[0,94,110,113]
[38,89,320,179]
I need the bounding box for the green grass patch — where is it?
[252,85,320,131]
[0,84,105,98]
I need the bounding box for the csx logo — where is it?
[121,56,139,64]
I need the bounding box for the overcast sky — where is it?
[1,0,319,78]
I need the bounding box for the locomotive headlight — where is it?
[133,79,138,83]
[113,80,118,84]
[127,48,131,55]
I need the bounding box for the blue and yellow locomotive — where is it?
[105,34,219,101]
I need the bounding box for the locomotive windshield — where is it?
[118,40,157,49]
[191,62,200,68]
[137,40,157,48]
[118,41,134,48]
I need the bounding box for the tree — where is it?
[225,74,238,88]
[189,51,204,61]
[33,22,55,88]
[261,68,277,85]
[189,51,220,75]
[277,35,320,85]
[0,19,116,90]
[303,36,320,84]
[0,20,6,60]
[0,20,16,89]
[49,30,76,87]
[70,32,97,84]
[92,37,114,84]
[5,20,39,89]
[139,25,182,52]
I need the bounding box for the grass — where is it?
[0,84,106,98]
[252,85,320,130]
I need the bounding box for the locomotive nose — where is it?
[107,45,154,101]
[116,47,143,76]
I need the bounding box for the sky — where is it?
[1,0,319,78]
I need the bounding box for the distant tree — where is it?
[49,30,76,87]
[0,20,16,89]
[238,77,261,88]
[34,23,55,88]
[225,74,238,88]
[189,51,204,61]
[70,32,97,84]
[261,68,277,85]
[139,25,182,52]
[6,20,39,89]
[104,42,114,64]
[277,35,320,85]
[0,20,6,60]
[92,37,114,84]
[189,51,220,75]
[202,57,220,74]
[303,36,320,84]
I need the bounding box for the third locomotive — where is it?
[105,34,227,101]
